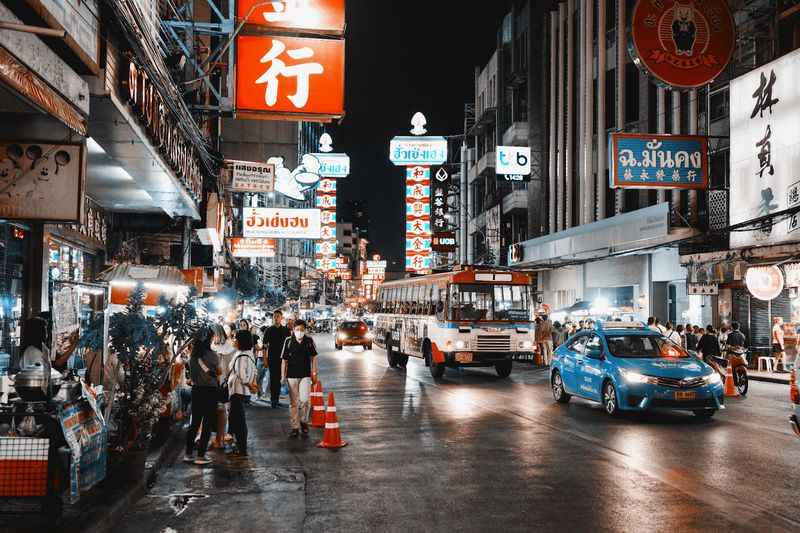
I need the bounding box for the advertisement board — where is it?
[496,146,531,177]
[229,237,277,258]
[432,231,456,253]
[629,0,735,89]
[311,152,350,178]
[243,207,321,239]
[405,166,432,273]
[227,160,275,193]
[237,0,345,35]
[608,133,708,190]
[389,137,447,166]
[0,141,85,222]
[730,47,800,248]
[236,35,345,119]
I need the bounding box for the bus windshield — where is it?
[448,284,531,322]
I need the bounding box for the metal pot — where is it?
[13,364,63,401]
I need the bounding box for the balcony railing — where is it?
[502,122,529,146]
[477,151,496,178]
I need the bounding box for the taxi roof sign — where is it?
[596,321,647,331]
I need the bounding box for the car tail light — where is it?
[790,370,799,405]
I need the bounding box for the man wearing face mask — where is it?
[264,310,291,408]
[281,320,318,438]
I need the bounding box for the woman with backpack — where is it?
[226,329,258,456]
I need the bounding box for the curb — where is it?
[80,426,184,533]
[749,374,790,385]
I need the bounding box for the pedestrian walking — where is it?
[539,315,554,366]
[665,322,681,345]
[552,321,567,349]
[264,310,291,408]
[675,324,686,350]
[226,330,257,457]
[210,324,236,449]
[281,320,318,438]
[772,317,787,372]
[185,327,220,465]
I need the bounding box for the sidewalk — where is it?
[749,369,791,385]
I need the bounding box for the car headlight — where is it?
[338,333,347,340]
[620,369,656,384]
[455,340,467,350]
[705,372,722,385]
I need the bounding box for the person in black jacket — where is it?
[281,320,318,438]
[263,310,291,408]
[184,327,219,465]
[697,325,723,377]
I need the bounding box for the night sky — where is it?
[331,0,510,266]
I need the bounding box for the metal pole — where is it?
[597,0,607,221]
[583,0,595,225]
[566,0,575,229]
[688,88,699,224]
[460,142,468,264]
[657,88,667,205]
[549,11,558,234]
[671,90,681,224]
[615,0,625,215]
[557,2,567,232]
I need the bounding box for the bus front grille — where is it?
[476,335,511,352]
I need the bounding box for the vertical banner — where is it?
[432,168,449,235]
[315,178,338,272]
[405,166,432,273]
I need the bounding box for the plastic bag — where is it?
[280,382,289,396]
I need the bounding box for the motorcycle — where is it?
[689,348,749,396]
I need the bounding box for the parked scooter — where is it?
[689,348,749,396]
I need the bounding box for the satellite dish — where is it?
[319,133,333,153]
[410,112,427,136]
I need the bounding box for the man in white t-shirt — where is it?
[772,317,787,373]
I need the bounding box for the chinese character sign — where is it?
[237,0,345,35]
[405,166,432,273]
[432,168,450,235]
[236,36,345,117]
[730,47,800,248]
[315,178,337,272]
[609,134,709,190]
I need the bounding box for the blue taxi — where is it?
[550,321,724,419]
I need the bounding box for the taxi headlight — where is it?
[455,340,467,350]
[705,372,722,385]
[621,369,656,384]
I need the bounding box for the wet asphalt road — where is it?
[115,333,800,533]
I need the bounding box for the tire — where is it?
[602,381,620,417]
[423,343,444,378]
[398,354,409,368]
[693,409,716,420]
[335,344,341,350]
[551,370,571,403]
[734,366,748,396]
[366,343,373,350]
[386,337,398,368]
[495,360,512,378]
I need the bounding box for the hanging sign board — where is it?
[629,0,735,89]
[496,146,531,177]
[227,160,275,193]
[310,152,350,178]
[687,283,719,296]
[609,133,708,190]
[432,231,456,253]
[237,0,345,36]
[243,207,321,239]
[389,137,448,166]
[745,265,785,301]
[229,237,277,258]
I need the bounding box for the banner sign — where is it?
[688,283,719,296]
[236,35,345,119]
[311,152,350,178]
[366,260,387,270]
[229,237,277,258]
[315,177,337,272]
[237,0,345,36]
[405,166,432,273]
[389,137,447,166]
[0,141,86,222]
[243,207,321,239]
[730,47,800,248]
[432,168,450,234]
[315,257,338,271]
[432,231,456,253]
[629,0,735,89]
[496,146,531,178]
[609,133,708,190]
[227,160,275,193]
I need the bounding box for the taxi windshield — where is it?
[448,284,530,322]
[605,335,688,358]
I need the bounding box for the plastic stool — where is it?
[758,356,776,373]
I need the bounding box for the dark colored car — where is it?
[336,320,374,350]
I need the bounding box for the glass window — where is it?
[569,336,587,354]
[493,285,530,321]
[448,284,531,322]
[605,335,688,359]
[585,334,602,355]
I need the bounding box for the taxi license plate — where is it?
[455,352,473,363]
[675,391,696,401]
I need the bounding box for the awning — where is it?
[509,202,700,269]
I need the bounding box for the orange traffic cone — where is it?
[317,392,348,449]
[724,364,739,398]
[310,380,326,428]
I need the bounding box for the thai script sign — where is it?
[405,166,432,273]
[389,137,448,166]
[311,152,350,178]
[0,141,86,222]
[236,35,345,119]
[229,237,277,258]
[609,133,708,190]
[227,160,275,193]
[237,0,345,36]
[730,47,800,248]
[629,0,735,89]
[243,207,321,239]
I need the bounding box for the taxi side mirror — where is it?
[586,347,604,360]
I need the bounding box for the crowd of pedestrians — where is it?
[180,310,319,466]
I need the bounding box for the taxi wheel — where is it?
[495,360,512,378]
[603,381,620,417]
[551,370,571,403]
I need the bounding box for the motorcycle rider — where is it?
[726,322,747,356]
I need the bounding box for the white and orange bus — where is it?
[374,266,535,378]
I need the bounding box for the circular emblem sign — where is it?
[745,266,785,301]
[629,0,735,89]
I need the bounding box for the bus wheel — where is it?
[398,355,409,368]
[495,360,512,378]
[424,343,444,378]
[386,337,398,368]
